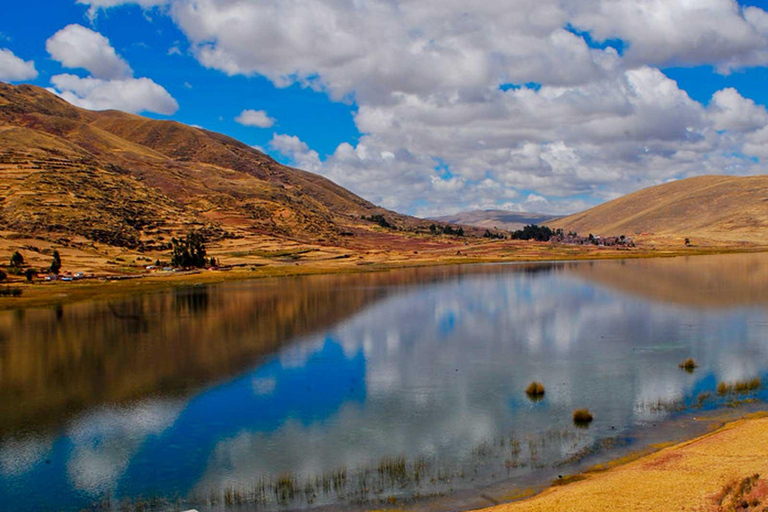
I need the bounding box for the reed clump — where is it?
[572,409,594,427]
[525,381,546,400]
[378,456,408,482]
[717,378,762,395]
[678,358,698,372]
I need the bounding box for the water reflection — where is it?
[1,253,768,512]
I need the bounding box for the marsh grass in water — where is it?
[678,358,698,372]
[573,409,594,427]
[525,381,546,401]
[717,378,763,396]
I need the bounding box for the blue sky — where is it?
[0,2,359,158]
[2,0,768,216]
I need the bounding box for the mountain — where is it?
[432,210,556,231]
[545,175,768,244]
[0,83,443,265]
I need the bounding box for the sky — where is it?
[1,0,768,217]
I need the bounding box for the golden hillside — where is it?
[0,82,428,253]
[547,175,768,244]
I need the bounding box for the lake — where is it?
[1,253,768,512]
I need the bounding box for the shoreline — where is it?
[465,411,768,512]
[364,409,768,512]
[1,244,765,311]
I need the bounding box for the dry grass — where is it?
[546,175,768,245]
[711,473,767,512]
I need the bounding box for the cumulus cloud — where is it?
[76,0,768,215]
[47,25,132,79]
[235,109,275,128]
[571,0,768,72]
[49,74,179,114]
[0,48,37,82]
[45,25,177,115]
[707,87,768,133]
[269,134,322,173]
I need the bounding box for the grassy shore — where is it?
[0,242,763,311]
[366,413,768,512]
[468,412,768,512]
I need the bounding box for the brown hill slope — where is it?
[0,82,430,256]
[546,175,768,244]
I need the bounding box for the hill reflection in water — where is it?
[1,253,767,512]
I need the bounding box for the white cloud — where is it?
[0,48,37,82]
[235,109,275,128]
[269,134,322,173]
[46,25,132,79]
[45,25,178,115]
[73,0,768,215]
[49,74,178,115]
[707,87,768,133]
[76,0,169,20]
[571,0,768,72]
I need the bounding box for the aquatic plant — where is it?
[378,455,408,482]
[734,378,762,394]
[525,381,546,400]
[717,378,762,395]
[572,409,594,427]
[678,358,698,372]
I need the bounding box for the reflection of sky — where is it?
[2,264,768,511]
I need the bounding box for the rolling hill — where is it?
[433,210,556,231]
[546,176,768,245]
[0,82,473,273]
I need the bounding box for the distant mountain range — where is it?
[432,210,557,232]
[545,175,768,244]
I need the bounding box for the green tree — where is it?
[10,251,24,268]
[171,231,208,268]
[511,224,554,242]
[49,250,62,275]
[0,270,6,282]
[24,268,35,282]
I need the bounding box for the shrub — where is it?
[525,381,546,399]
[0,270,6,282]
[573,409,594,426]
[678,358,698,372]
[363,214,393,229]
[10,251,24,267]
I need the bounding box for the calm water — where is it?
[1,253,768,512]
